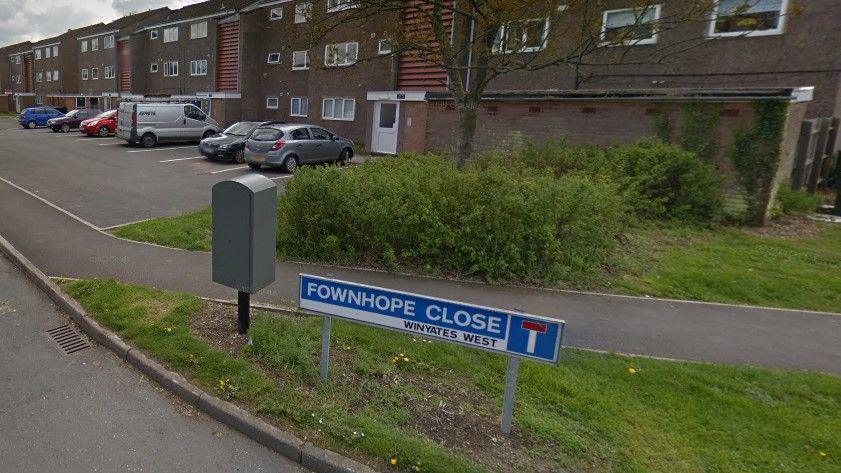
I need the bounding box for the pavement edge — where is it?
[0,234,378,473]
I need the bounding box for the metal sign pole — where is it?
[237,291,250,335]
[500,356,520,434]
[320,316,332,380]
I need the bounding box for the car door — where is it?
[183,105,207,140]
[309,127,339,162]
[36,108,49,126]
[288,127,313,162]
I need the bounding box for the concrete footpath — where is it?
[0,252,307,472]
[0,178,839,375]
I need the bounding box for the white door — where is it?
[373,101,399,154]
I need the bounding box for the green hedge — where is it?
[507,138,724,223]
[277,155,626,283]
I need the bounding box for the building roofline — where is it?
[425,87,813,102]
[135,10,236,32]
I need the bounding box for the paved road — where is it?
[1,177,839,375]
[0,252,308,472]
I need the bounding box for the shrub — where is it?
[775,186,819,216]
[504,138,725,223]
[277,156,626,283]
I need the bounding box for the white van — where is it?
[117,102,221,148]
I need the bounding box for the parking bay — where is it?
[0,128,294,229]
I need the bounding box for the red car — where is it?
[80,109,118,137]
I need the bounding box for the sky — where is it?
[0,0,205,46]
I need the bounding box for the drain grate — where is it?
[46,325,90,354]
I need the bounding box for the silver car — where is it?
[244,123,354,172]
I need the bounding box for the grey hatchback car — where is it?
[244,123,354,172]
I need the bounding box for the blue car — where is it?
[19,107,64,129]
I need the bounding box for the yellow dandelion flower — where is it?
[628,367,637,374]
[389,456,398,465]
[403,357,410,362]
[819,451,827,458]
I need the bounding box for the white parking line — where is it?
[209,166,249,174]
[127,146,196,153]
[99,142,125,146]
[268,175,294,180]
[159,156,205,163]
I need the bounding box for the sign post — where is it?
[211,175,277,341]
[298,274,565,433]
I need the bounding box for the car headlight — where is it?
[218,144,230,150]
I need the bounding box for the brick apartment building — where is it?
[31,24,106,110]
[1,0,838,154]
[2,42,35,112]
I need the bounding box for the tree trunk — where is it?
[455,102,478,170]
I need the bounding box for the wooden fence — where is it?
[791,117,839,192]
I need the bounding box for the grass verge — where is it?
[60,278,840,473]
[112,211,841,313]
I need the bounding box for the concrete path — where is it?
[1,178,839,375]
[0,252,308,472]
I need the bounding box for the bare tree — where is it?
[309,0,767,168]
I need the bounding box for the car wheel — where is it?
[233,148,245,164]
[248,163,262,171]
[26,121,36,129]
[61,123,70,133]
[281,155,299,173]
[140,133,157,148]
[338,148,353,165]
[98,126,109,137]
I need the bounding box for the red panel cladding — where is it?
[217,21,240,92]
[398,1,452,91]
[118,40,131,92]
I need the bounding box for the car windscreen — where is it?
[66,110,80,118]
[250,127,283,141]
[95,110,116,119]
[223,122,258,136]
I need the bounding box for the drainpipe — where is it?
[465,15,475,92]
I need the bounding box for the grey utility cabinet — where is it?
[211,174,277,293]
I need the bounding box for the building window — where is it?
[53,70,59,81]
[163,61,179,77]
[104,66,115,79]
[14,56,20,64]
[270,7,283,20]
[150,29,158,40]
[601,5,661,45]
[35,49,41,60]
[163,27,179,43]
[81,69,88,80]
[36,95,43,105]
[91,68,99,80]
[76,97,86,108]
[53,45,58,57]
[45,48,51,59]
[104,35,115,49]
[91,38,99,51]
[292,50,309,69]
[266,97,279,109]
[190,22,208,39]
[322,97,355,121]
[324,42,358,66]
[80,41,88,53]
[267,52,281,64]
[327,0,354,13]
[291,97,308,116]
[494,18,550,53]
[46,72,51,82]
[190,59,208,76]
[295,2,312,23]
[377,39,392,55]
[709,0,787,37]
[150,63,158,73]
[36,72,43,82]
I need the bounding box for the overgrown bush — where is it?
[277,155,626,283]
[507,138,724,223]
[775,186,820,216]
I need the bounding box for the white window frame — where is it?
[190,59,208,76]
[104,66,115,79]
[46,72,52,82]
[290,97,308,117]
[163,61,179,77]
[493,18,551,53]
[267,52,281,64]
[292,50,309,70]
[53,70,59,81]
[270,7,283,20]
[80,41,88,53]
[707,0,788,38]
[91,38,99,51]
[163,27,179,43]
[150,29,159,40]
[327,0,354,13]
[104,34,115,49]
[190,22,208,39]
[377,39,393,55]
[322,97,355,121]
[53,45,58,57]
[91,67,99,80]
[34,49,41,60]
[81,69,88,80]
[295,2,312,23]
[45,48,51,59]
[601,5,662,46]
[266,97,279,109]
[324,41,358,67]
[36,72,43,82]
[14,56,20,64]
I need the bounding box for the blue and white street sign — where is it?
[299,274,565,364]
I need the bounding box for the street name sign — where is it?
[299,274,564,364]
